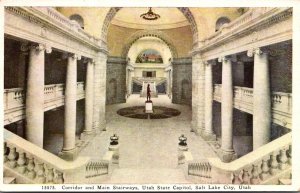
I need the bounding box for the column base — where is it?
[80,130,96,140]
[201,131,217,141]
[58,147,78,161]
[216,148,237,163]
[99,121,107,131]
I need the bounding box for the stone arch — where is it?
[100,7,198,46]
[215,17,231,32]
[121,30,178,58]
[69,14,85,29]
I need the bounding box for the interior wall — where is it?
[269,43,292,93]
[172,58,192,105]
[45,51,67,85]
[4,38,26,89]
[106,57,127,104]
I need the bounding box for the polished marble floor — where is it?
[79,94,218,183]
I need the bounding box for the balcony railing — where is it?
[213,84,292,128]
[4,82,85,125]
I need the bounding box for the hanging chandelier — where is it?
[140,7,160,20]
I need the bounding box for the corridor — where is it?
[78,94,218,183]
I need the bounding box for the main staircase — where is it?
[3,128,292,185]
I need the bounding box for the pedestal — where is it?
[178,145,189,165]
[145,101,153,113]
[109,144,120,164]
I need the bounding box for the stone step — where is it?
[101,168,191,184]
[4,177,16,184]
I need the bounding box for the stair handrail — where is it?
[207,132,292,184]
[4,129,90,183]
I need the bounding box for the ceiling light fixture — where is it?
[140,7,160,20]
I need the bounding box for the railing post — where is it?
[269,152,279,175]
[260,157,270,180]
[17,151,27,174]
[26,156,36,179]
[278,148,288,170]
[7,146,18,168]
[242,168,251,184]
[250,163,261,184]
[35,161,46,183]
[46,168,55,183]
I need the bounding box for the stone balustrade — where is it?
[213,84,292,128]
[206,133,291,184]
[4,129,90,184]
[85,160,109,178]
[3,88,25,111]
[132,77,166,86]
[77,82,85,100]
[4,82,85,125]
[188,161,212,183]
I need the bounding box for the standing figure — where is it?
[147,84,151,101]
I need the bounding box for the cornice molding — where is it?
[111,19,190,30]
[5,7,108,55]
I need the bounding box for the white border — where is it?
[0,0,300,192]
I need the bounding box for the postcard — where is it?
[1,0,300,192]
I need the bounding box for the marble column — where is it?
[217,56,236,162]
[93,52,107,131]
[25,44,51,148]
[203,61,216,141]
[83,59,94,134]
[248,48,271,150]
[191,54,205,134]
[59,53,80,160]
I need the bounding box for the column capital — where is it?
[218,56,229,63]
[69,53,82,60]
[83,57,94,64]
[218,55,237,63]
[247,47,269,57]
[22,43,52,54]
[204,60,217,66]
